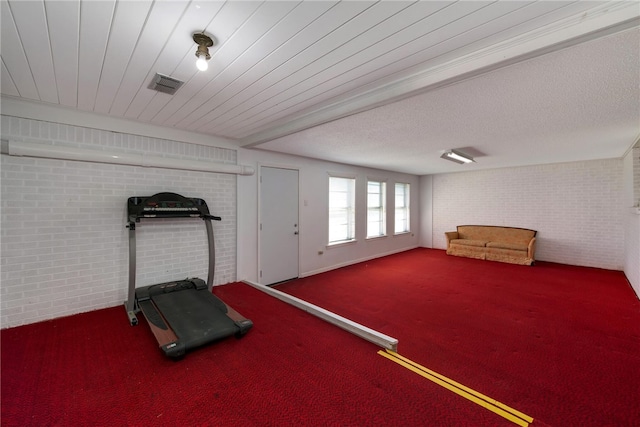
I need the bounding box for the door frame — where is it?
[258,163,301,285]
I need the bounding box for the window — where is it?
[395,183,410,234]
[328,176,355,244]
[367,180,386,238]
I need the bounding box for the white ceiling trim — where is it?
[240,2,640,147]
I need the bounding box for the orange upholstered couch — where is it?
[445,225,537,266]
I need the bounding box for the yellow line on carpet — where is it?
[385,350,533,423]
[378,349,533,427]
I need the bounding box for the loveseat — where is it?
[445,225,537,266]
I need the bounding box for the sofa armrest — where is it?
[444,231,459,249]
[528,237,536,259]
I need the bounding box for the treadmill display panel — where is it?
[128,192,210,221]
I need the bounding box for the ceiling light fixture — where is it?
[441,149,475,164]
[193,32,214,71]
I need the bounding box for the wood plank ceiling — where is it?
[1,1,639,174]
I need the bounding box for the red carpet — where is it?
[276,248,640,427]
[2,249,638,426]
[3,274,516,426]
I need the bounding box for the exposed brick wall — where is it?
[1,116,237,327]
[432,159,624,270]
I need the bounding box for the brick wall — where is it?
[1,116,237,327]
[432,159,624,270]
[624,148,640,296]
[634,147,640,205]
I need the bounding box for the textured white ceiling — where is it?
[1,0,638,175]
[257,28,640,174]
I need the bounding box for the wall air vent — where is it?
[149,73,184,95]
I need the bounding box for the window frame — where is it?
[366,179,387,239]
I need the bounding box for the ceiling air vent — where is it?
[149,73,184,95]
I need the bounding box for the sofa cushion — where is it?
[450,239,487,247]
[486,241,528,251]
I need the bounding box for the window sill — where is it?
[327,239,357,249]
[366,235,387,241]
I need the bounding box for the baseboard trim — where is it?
[301,245,419,278]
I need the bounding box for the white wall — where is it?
[1,116,238,327]
[430,159,625,270]
[237,148,420,283]
[419,175,433,248]
[623,148,640,296]
[633,147,640,205]
[3,114,636,328]
[1,115,421,327]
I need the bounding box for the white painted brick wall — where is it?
[634,147,640,205]
[432,159,624,270]
[1,116,237,328]
[624,148,640,297]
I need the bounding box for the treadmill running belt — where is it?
[151,289,239,351]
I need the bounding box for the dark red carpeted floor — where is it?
[276,248,640,427]
[2,264,514,426]
[2,248,639,426]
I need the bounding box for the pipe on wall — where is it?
[2,140,255,176]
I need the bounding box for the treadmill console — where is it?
[128,192,220,223]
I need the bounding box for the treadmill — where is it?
[124,192,252,359]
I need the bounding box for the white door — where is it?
[259,167,299,285]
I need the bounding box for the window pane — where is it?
[329,177,355,244]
